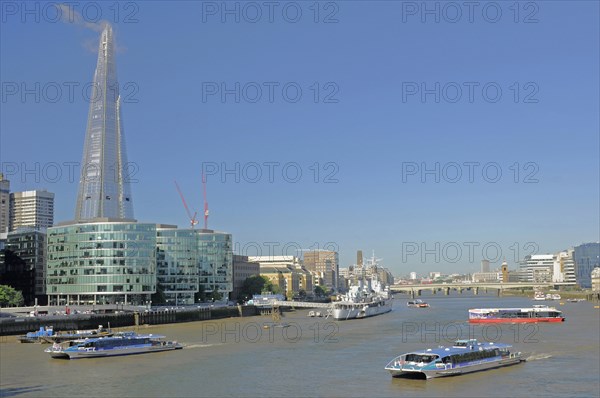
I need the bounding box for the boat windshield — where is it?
[405,354,437,363]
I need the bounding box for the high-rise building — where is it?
[519,251,578,284]
[518,254,554,282]
[45,25,238,306]
[75,24,134,221]
[9,190,54,231]
[0,174,10,234]
[481,259,490,273]
[2,228,47,305]
[303,250,339,291]
[553,249,576,283]
[574,243,600,288]
[3,187,53,305]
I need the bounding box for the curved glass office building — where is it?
[46,220,156,305]
[156,226,200,305]
[197,230,233,299]
[156,227,232,305]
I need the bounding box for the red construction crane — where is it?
[202,171,209,230]
[174,180,198,228]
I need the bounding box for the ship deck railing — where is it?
[266,300,333,309]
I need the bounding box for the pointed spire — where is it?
[75,24,134,221]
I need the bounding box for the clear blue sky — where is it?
[1,1,598,276]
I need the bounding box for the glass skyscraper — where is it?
[574,242,600,288]
[75,24,134,221]
[45,25,234,305]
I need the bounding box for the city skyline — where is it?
[1,2,598,275]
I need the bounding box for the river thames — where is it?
[1,294,599,397]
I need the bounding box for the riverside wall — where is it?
[0,305,258,336]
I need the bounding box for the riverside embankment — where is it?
[0,305,258,336]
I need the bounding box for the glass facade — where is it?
[46,223,232,305]
[46,222,156,305]
[198,231,233,298]
[156,228,200,305]
[75,24,134,221]
[1,229,46,305]
[574,243,600,288]
[156,229,233,304]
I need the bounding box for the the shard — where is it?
[75,24,134,221]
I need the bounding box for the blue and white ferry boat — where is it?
[45,332,182,359]
[384,339,524,379]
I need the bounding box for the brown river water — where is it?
[1,294,598,397]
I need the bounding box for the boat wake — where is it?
[184,343,223,349]
[525,353,552,361]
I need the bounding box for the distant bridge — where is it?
[390,282,576,297]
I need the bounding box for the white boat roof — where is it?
[469,307,559,313]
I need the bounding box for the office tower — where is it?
[574,243,600,288]
[518,254,554,282]
[0,174,9,234]
[9,190,54,231]
[75,24,134,221]
[303,250,339,290]
[481,259,490,273]
[4,229,47,305]
[156,226,233,305]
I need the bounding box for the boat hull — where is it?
[46,344,182,359]
[332,302,392,320]
[469,317,564,324]
[18,337,39,343]
[387,356,524,379]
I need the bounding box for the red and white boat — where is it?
[468,305,565,323]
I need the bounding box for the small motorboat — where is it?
[407,299,430,308]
